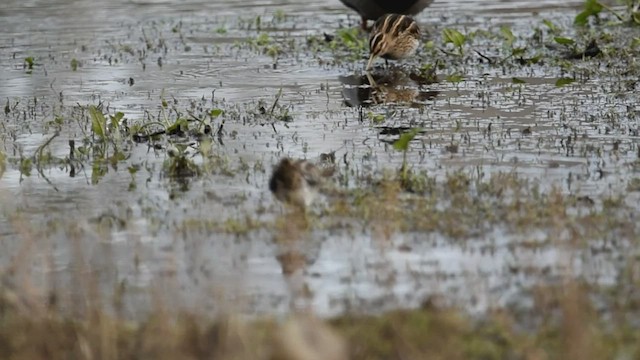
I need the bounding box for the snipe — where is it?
[269,158,333,209]
[367,14,421,70]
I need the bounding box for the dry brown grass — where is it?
[2,283,640,360]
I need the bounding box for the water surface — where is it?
[1,0,638,319]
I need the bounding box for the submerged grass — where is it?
[326,169,638,244]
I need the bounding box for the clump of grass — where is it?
[85,105,129,184]
[70,58,79,71]
[306,27,368,65]
[163,144,200,179]
[250,88,293,125]
[23,57,34,71]
[392,128,421,190]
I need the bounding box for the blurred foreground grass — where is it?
[2,282,640,359]
[1,169,640,359]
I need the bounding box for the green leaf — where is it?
[574,11,590,26]
[442,28,466,48]
[393,128,421,152]
[20,158,32,177]
[24,57,34,69]
[89,105,106,139]
[542,19,558,32]
[166,118,188,134]
[70,58,79,71]
[527,55,542,64]
[210,109,224,118]
[91,161,107,185]
[446,74,464,83]
[255,33,271,46]
[512,77,527,84]
[337,28,358,45]
[266,45,281,58]
[369,113,385,124]
[333,28,367,54]
[110,112,125,130]
[512,47,526,56]
[500,26,516,46]
[584,0,603,13]
[632,37,640,49]
[555,77,575,87]
[633,11,640,25]
[574,0,603,26]
[554,37,575,45]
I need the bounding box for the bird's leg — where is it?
[360,16,370,31]
[385,59,389,68]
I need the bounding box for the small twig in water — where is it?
[269,88,283,116]
[474,50,495,64]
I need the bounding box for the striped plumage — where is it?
[339,0,434,29]
[367,14,421,70]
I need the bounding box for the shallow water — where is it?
[0,0,639,319]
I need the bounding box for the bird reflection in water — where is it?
[340,67,438,108]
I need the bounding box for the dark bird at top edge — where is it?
[338,0,434,29]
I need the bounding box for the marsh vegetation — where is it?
[1,0,640,358]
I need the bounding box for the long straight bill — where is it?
[366,54,376,71]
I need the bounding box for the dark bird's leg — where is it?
[385,59,389,68]
[360,16,370,31]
